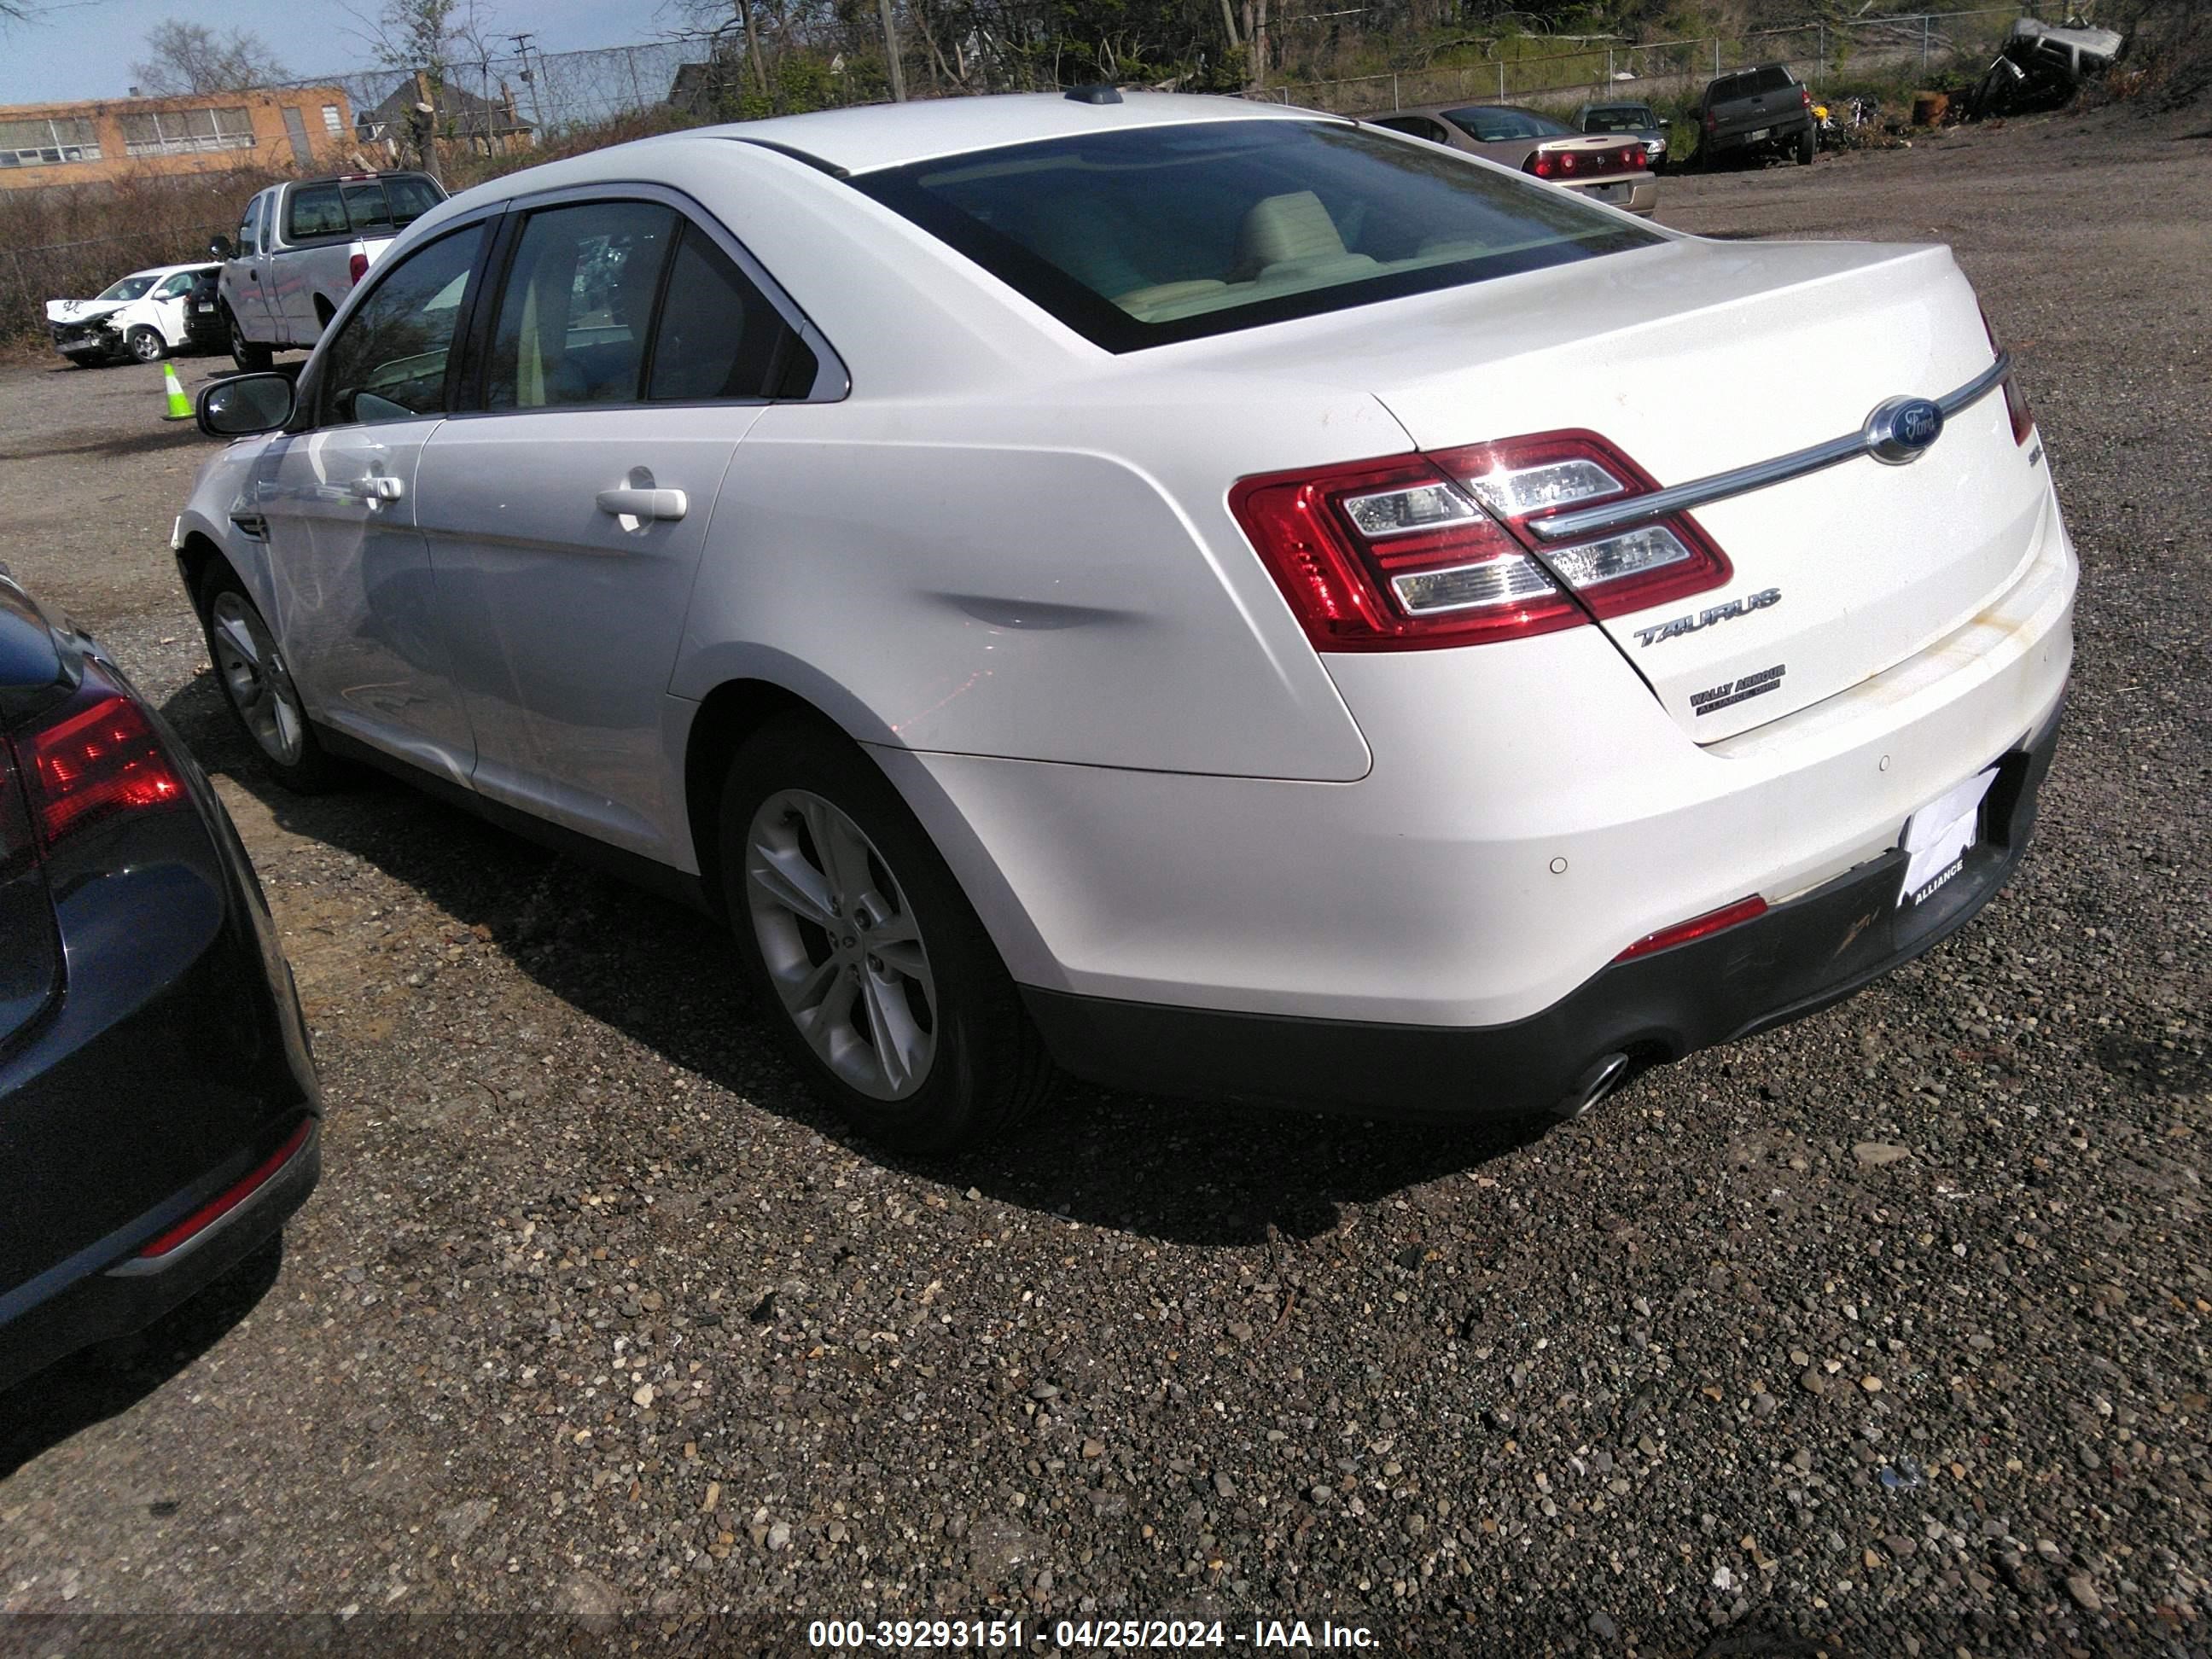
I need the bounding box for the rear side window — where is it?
[855,120,1656,353]
[1371,115,1449,143]
[1441,106,1573,141]
[485,201,678,410]
[287,183,347,241]
[647,227,816,401]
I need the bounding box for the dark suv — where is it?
[1694,63,1816,168]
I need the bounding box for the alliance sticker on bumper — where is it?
[1898,765,1999,907]
[1690,662,1786,717]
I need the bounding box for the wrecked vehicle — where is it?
[45,262,220,367]
[1970,18,2125,117]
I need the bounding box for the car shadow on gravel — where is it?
[0,1239,283,1481]
[160,676,1550,1247]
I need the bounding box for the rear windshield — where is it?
[1441,105,1575,141]
[288,175,444,242]
[853,120,1658,352]
[1711,66,1795,101]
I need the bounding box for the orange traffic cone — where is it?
[161,361,192,422]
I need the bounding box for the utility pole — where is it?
[877,0,907,100]
[509,33,547,136]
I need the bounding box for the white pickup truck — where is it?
[212,171,446,370]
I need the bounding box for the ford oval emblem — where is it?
[1864,395,1947,465]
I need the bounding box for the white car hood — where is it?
[47,297,131,324]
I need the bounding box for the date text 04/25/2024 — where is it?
[806,1618,1380,1649]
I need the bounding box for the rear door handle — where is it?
[348,476,404,503]
[596,486,687,522]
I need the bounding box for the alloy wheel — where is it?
[130,329,165,364]
[744,789,938,1102]
[208,591,306,765]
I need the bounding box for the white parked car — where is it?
[174,91,2075,1150]
[47,262,218,365]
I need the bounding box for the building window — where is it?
[0,116,102,167]
[118,106,256,157]
[322,103,344,135]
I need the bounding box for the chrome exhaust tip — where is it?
[1554,1051,1634,1122]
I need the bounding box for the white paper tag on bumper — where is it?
[1899,765,1998,907]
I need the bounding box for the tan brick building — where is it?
[0,87,357,191]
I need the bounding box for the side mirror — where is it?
[199,372,294,439]
[209,235,235,260]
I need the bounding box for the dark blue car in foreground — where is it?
[0,569,319,1392]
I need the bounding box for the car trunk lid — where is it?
[1189,234,2046,741]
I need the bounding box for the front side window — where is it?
[485,201,677,410]
[319,224,486,426]
[855,119,1657,352]
[155,272,197,299]
[236,197,260,255]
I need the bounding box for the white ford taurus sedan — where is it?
[175,90,2075,1150]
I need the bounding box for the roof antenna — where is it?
[1064,84,1123,104]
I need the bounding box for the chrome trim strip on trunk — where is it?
[1525,352,2013,544]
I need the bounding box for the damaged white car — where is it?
[47,262,218,367]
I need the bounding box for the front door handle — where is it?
[348,476,404,503]
[596,486,687,523]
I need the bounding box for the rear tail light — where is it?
[136,1118,312,1259]
[1230,431,1732,652]
[347,252,369,286]
[1979,308,2034,445]
[1703,109,1718,133]
[1801,86,1812,109]
[1613,894,1768,962]
[1526,144,1646,180]
[15,673,185,848]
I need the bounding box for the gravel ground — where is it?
[0,102,2206,1659]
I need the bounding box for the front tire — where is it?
[225,307,273,373]
[719,718,1052,1153]
[127,326,167,364]
[196,565,346,793]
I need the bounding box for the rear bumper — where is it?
[1568,176,1660,216]
[0,1118,318,1393]
[1708,114,1813,152]
[1025,695,2062,1118]
[0,666,320,1392]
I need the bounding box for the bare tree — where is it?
[129,20,291,93]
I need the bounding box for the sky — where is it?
[0,0,676,108]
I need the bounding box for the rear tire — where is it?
[195,565,346,794]
[127,326,167,364]
[225,307,273,374]
[1796,125,1816,166]
[718,716,1053,1153]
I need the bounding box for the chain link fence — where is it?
[1254,5,2047,114]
